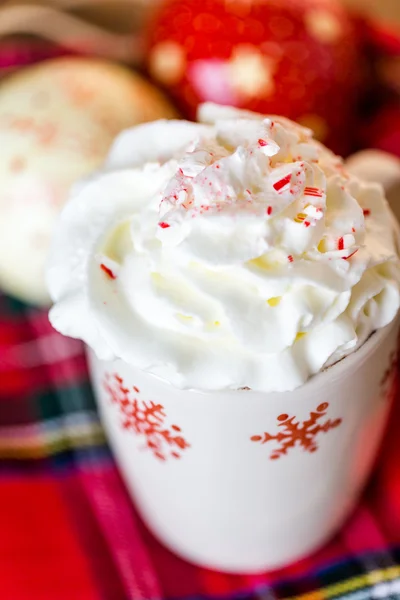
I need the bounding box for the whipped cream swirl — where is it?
[48,104,400,392]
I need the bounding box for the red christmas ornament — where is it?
[364,20,400,99]
[355,22,400,158]
[146,0,361,154]
[362,104,400,159]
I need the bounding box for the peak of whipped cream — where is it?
[47,103,400,392]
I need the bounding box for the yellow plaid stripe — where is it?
[286,566,400,599]
[0,421,106,459]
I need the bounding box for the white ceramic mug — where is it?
[88,312,399,574]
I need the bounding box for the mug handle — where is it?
[345,149,400,221]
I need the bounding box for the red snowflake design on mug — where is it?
[251,402,342,460]
[103,373,190,461]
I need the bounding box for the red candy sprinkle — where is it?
[100,263,116,280]
[258,139,267,147]
[273,174,292,192]
[288,255,294,263]
[267,206,272,215]
[159,222,170,228]
[304,221,311,227]
[363,209,371,216]
[338,237,344,251]
[304,187,323,198]
[343,249,358,260]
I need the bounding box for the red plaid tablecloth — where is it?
[1,293,400,600]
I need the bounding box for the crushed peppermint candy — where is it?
[100,263,117,280]
[273,174,292,192]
